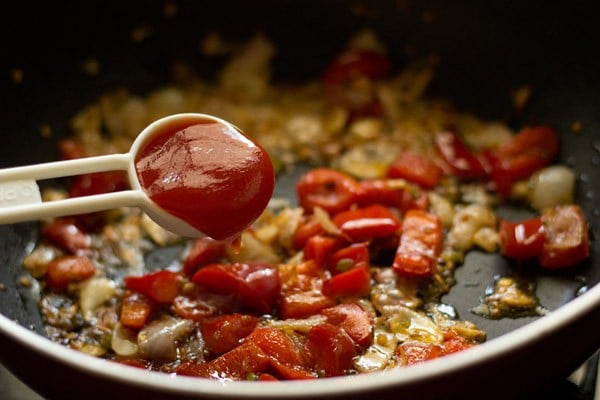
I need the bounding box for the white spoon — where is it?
[0,113,274,238]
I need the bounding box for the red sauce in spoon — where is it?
[134,117,274,240]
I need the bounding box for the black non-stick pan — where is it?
[1,1,598,399]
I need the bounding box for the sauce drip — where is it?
[134,118,274,240]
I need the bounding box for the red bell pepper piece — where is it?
[393,210,443,278]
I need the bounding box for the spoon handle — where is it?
[0,190,146,224]
[0,153,131,181]
[0,153,138,224]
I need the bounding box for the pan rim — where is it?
[1,278,599,397]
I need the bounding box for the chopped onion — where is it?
[138,316,193,361]
[528,165,576,212]
[79,277,118,319]
[111,323,139,357]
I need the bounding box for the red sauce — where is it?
[134,117,274,240]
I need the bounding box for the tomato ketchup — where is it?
[134,117,274,240]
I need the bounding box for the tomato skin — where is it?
[42,218,91,254]
[357,179,428,212]
[435,131,487,180]
[488,125,559,197]
[182,237,227,276]
[46,255,96,289]
[305,322,357,377]
[124,270,181,303]
[192,262,281,315]
[540,205,590,269]
[393,210,443,278]
[499,217,545,260]
[332,204,401,242]
[321,303,373,350]
[387,152,443,189]
[120,290,155,330]
[322,262,371,299]
[296,168,363,215]
[200,314,260,356]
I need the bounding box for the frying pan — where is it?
[0,1,598,399]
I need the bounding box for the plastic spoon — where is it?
[0,113,275,238]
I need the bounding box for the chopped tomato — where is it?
[293,217,326,250]
[120,290,155,329]
[45,255,96,289]
[172,292,235,321]
[357,179,428,212]
[499,217,545,260]
[201,314,259,355]
[397,342,443,365]
[42,218,91,254]
[192,262,281,315]
[305,322,357,377]
[540,205,590,269]
[387,152,443,189]
[393,210,443,278]
[397,330,474,365]
[487,125,559,197]
[303,235,342,269]
[322,49,391,118]
[321,303,373,350]
[247,328,315,380]
[69,171,129,198]
[332,204,401,242]
[328,243,370,274]
[176,341,270,380]
[435,131,487,180]
[58,139,87,160]
[124,270,181,303]
[322,50,391,85]
[279,290,336,320]
[182,237,227,276]
[322,262,371,298]
[296,168,363,215]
